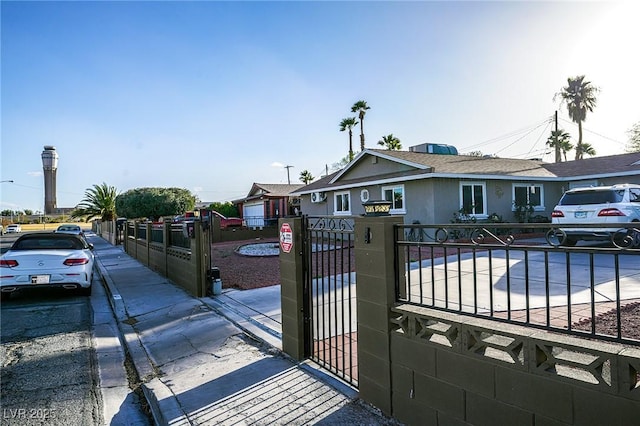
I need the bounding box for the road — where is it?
[0,231,151,425]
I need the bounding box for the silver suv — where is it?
[551,183,640,246]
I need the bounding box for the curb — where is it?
[94,243,187,425]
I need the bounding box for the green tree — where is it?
[625,121,640,153]
[71,183,118,221]
[339,117,359,161]
[115,187,195,221]
[23,209,33,216]
[377,134,402,150]
[208,201,239,218]
[299,170,314,184]
[554,75,599,160]
[1,210,12,217]
[330,155,351,172]
[351,100,370,151]
[546,129,572,163]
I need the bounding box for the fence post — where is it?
[354,215,403,416]
[163,220,170,277]
[278,217,305,361]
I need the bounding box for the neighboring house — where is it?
[292,148,640,224]
[235,183,303,228]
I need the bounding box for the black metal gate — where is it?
[302,215,358,387]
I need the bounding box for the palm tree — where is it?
[299,170,314,184]
[377,134,402,150]
[559,138,574,162]
[71,182,118,221]
[351,100,370,151]
[554,75,599,160]
[580,142,596,158]
[339,117,359,161]
[546,129,572,163]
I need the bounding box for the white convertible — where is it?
[0,232,94,300]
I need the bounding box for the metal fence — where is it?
[395,222,640,346]
[303,215,358,387]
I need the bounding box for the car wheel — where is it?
[77,285,92,297]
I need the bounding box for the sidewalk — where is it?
[89,235,398,425]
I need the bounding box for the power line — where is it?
[557,117,625,145]
[461,116,554,152]
[493,119,552,156]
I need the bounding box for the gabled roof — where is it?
[236,183,305,203]
[291,149,640,195]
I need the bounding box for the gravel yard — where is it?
[211,239,281,290]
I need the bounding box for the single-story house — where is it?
[291,148,640,224]
[235,183,303,228]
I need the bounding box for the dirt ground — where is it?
[211,238,281,290]
[212,239,640,341]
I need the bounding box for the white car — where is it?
[55,224,84,236]
[0,232,94,300]
[5,224,21,233]
[551,184,640,246]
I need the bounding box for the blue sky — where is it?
[1,1,638,213]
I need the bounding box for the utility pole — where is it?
[554,110,560,163]
[284,165,294,185]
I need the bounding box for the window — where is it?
[334,191,351,215]
[382,185,405,213]
[512,184,544,211]
[460,182,487,217]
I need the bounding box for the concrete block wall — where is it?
[280,214,640,425]
[351,215,640,425]
[388,305,640,425]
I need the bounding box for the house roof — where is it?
[542,151,640,178]
[292,149,640,195]
[235,183,305,203]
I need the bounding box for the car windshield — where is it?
[58,226,80,231]
[559,189,624,205]
[13,237,85,250]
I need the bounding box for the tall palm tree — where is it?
[351,100,370,151]
[71,182,118,221]
[554,75,599,160]
[339,117,358,161]
[377,134,402,150]
[299,170,314,184]
[546,129,571,163]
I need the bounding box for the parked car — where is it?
[55,224,84,236]
[551,184,640,246]
[5,224,21,233]
[0,232,94,300]
[211,211,243,229]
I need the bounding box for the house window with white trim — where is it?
[460,182,487,217]
[512,184,544,211]
[382,185,406,214]
[334,191,351,215]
